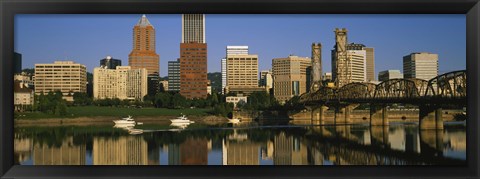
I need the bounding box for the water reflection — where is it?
[14,123,466,165]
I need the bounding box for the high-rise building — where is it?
[226,54,258,88]
[378,70,403,81]
[332,39,372,86]
[346,44,367,83]
[226,46,248,55]
[180,14,208,99]
[168,59,180,92]
[147,72,160,96]
[179,42,208,99]
[182,14,205,43]
[332,28,349,87]
[365,47,375,81]
[14,52,22,74]
[272,55,312,104]
[128,14,160,76]
[311,43,322,90]
[34,61,87,101]
[221,58,227,94]
[225,46,264,95]
[403,52,439,81]
[93,66,148,101]
[100,56,122,69]
[259,70,273,92]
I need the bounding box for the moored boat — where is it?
[113,115,136,125]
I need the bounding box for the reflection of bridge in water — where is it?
[304,126,465,165]
[299,70,466,130]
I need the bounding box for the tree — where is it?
[172,93,187,109]
[154,92,171,108]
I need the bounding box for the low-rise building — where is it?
[14,80,34,112]
[226,95,248,109]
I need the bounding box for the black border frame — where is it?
[1,0,479,178]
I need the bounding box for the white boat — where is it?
[228,118,241,123]
[113,115,136,125]
[170,114,193,124]
[113,123,135,129]
[170,122,191,129]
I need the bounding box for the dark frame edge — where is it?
[0,0,14,178]
[1,0,480,179]
[466,2,480,177]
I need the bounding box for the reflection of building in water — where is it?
[389,127,405,151]
[261,140,274,160]
[168,143,180,165]
[93,136,147,165]
[14,137,32,164]
[223,139,260,165]
[445,131,466,151]
[180,138,208,165]
[307,146,323,165]
[148,144,160,165]
[33,137,86,165]
[274,132,308,165]
[405,131,420,153]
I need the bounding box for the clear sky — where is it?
[15,14,466,78]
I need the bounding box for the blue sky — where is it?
[15,14,466,77]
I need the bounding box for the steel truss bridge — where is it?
[297,70,467,130]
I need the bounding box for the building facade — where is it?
[272,56,312,103]
[128,15,160,76]
[332,28,374,87]
[346,49,367,82]
[259,70,273,93]
[100,56,122,69]
[226,54,264,95]
[182,14,205,43]
[221,58,227,94]
[179,42,208,99]
[365,47,375,81]
[14,80,34,112]
[160,80,169,92]
[226,96,248,109]
[34,61,87,101]
[403,52,439,81]
[93,66,148,101]
[311,43,322,90]
[168,59,180,92]
[378,70,403,81]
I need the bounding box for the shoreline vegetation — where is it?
[14,106,226,126]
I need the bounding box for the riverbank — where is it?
[15,106,211,120]
[15,115,228,127]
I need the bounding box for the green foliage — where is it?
[73,92,92,106]
[241,91,280,111]
[35,90,68,116]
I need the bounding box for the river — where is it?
[14,119,466,165]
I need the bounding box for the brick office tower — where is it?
[128,14,159,76]
[179,43,208,99]
[180,14,208,99]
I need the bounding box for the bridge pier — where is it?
[419,105,443,130]
[311,106,328,125]
[370,104,389,126]
[334,105,352,125]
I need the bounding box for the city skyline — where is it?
[15,14,466,77]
